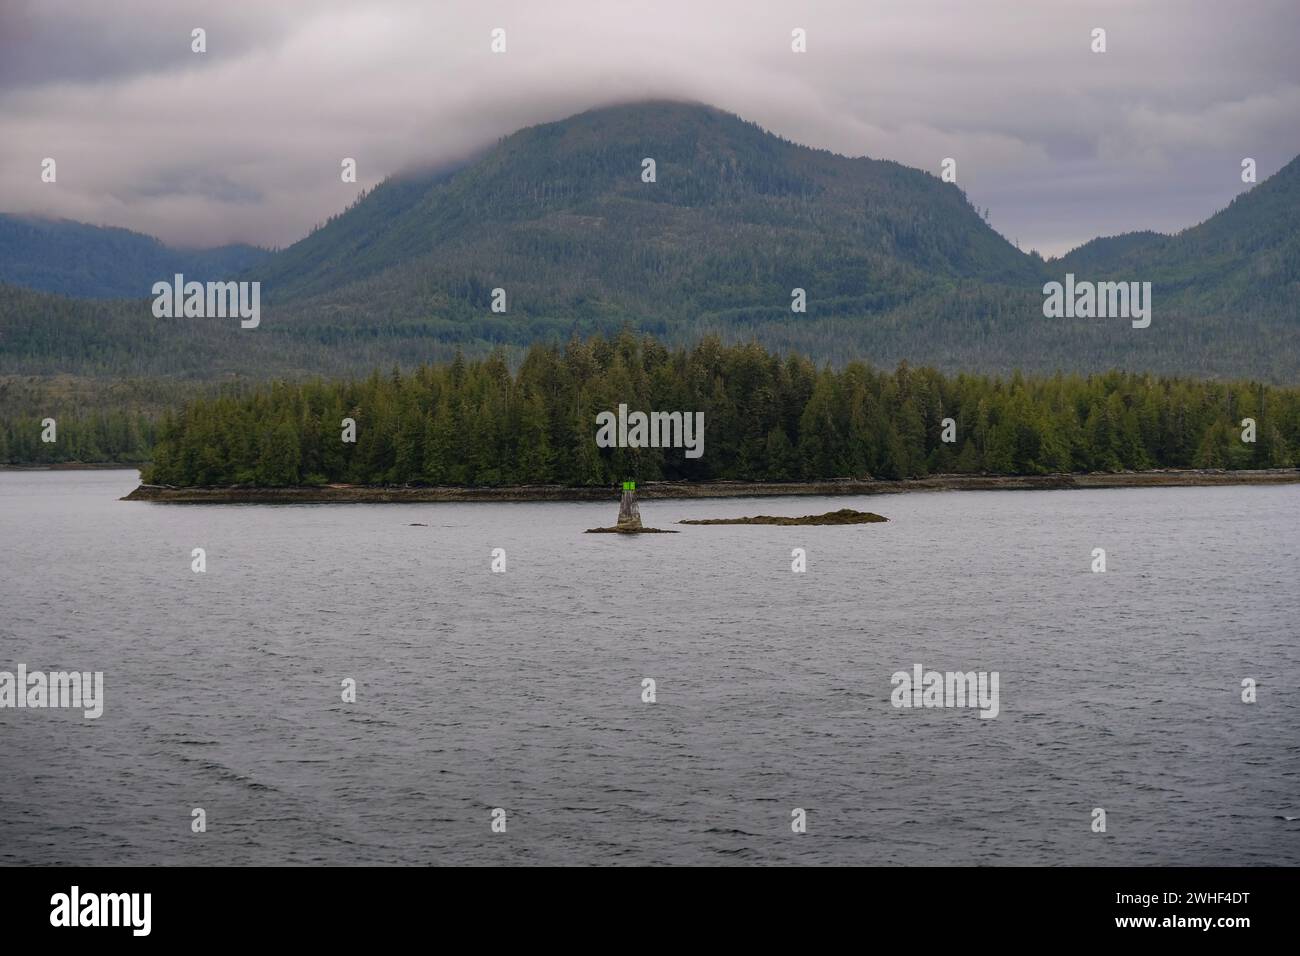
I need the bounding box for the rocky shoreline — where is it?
[1,462,148,471]
[120,468,1300,503]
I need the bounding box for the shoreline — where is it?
[1,462,146,471]
[120,468,1300,503]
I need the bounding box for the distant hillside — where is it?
[243,101,1298,380]
[1054,231,1170,273]
[1055,154,1300,317]
[0,214,269,299]
[1,102,1297,382]
[254,101,1039,314]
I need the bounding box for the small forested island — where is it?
[101,334,1300,498]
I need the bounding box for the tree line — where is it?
[0,377,175,465]
[0,410,156,465]
[139,334,1299,487]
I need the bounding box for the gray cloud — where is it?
[1,0,1297,256]
[0,0,301,89]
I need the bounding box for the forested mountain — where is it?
[1054,154,1300,318]
[252,100,1039,307]
[140,334,1300,487]
[0,214,268,299]
[1,101,1297,388]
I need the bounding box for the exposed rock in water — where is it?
[679,508,888,526]
[585,526,678,533]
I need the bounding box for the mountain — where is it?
[254,101,1039,310]
[0,214,269,299]
[189,101,1300,380]
[1053,231,1170,274]
[1,101,1297,382]
[1055,154,1300,317]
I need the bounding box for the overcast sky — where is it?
[2,0,1297,256]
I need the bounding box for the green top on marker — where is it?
[622,480,636,491]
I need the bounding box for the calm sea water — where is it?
[1,469,1296,866]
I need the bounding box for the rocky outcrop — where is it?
[679,509,888,526]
